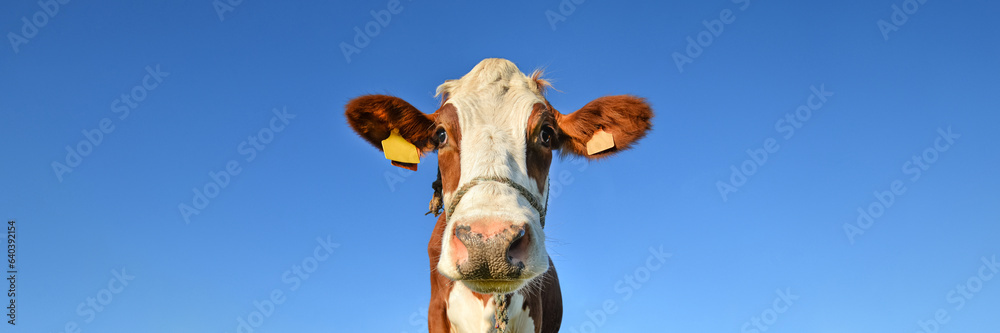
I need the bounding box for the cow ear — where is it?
[345,95,437,170]
[554,95,652,159]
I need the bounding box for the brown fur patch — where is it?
[520,258,562,333]
[554,95,653,159]
[345,95,438,152]
[435,104,463,195]
[472,290,493,306]
[427,214,453,332]
[390,161,418,171]
[525,103,555,194]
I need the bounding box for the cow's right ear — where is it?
[345,95,437,170]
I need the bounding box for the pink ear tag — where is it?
[586,129,615,155]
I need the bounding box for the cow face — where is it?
[345,58,652,294]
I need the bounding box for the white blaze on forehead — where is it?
[436,58,548,213]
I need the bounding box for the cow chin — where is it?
[461,279,528,294]
[447,261,548,294]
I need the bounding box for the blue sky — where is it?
[1,0,998,332]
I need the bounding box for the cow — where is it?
[344,58,653,332]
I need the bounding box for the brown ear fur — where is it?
[344,94,437,151]
[555,95,653,159]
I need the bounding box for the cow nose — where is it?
[452,219,531,280]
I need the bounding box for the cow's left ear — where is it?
[345,94,437,170]
[554,95,653,159]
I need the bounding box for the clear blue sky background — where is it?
[1,0,998,332]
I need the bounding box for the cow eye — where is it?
[539,125,555,148]
[435,128,448,146]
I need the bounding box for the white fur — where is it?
[447,282,536,333]
[435,59,551,288]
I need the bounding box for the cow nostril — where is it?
[506,226,529,267]
[508,229,525,256]
[455,225,476,245]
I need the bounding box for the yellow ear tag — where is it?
[381,129,420,164]
[586,129,615,155]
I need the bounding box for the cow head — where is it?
[345,58,652,294]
